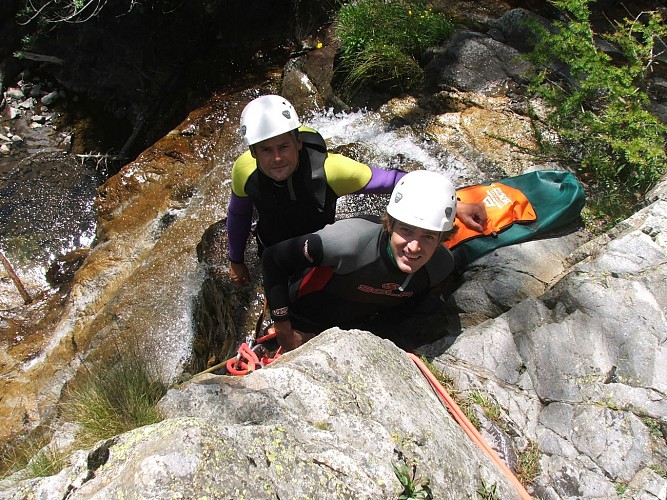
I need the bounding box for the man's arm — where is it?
[272,319,317,352]
[226,193,253,283]
[362,166,487,231]
[325,156,487,230]
[357,166,406,193]
[325,155,406,196]
[262,233,325,350]
[354,164,487,231]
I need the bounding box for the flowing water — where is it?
[308,107,479,218]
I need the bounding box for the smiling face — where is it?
[388,220,441,273]
[251,132,302,182]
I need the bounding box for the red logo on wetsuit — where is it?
[357,282,414,297]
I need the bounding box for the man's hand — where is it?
[456,202,488,232]
[273,320,316,352]
[229,261,250,285]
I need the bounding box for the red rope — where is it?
[408,353,532,500]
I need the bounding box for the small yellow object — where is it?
[316,42,323,49]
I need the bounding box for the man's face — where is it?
[389,221,441,273]
[251,132,302,182]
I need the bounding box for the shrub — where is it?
[529,0,667,210]
[335,0,452,94]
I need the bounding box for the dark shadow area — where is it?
[1,1,334,174]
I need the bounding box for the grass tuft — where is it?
[0,435,67,481]
[335,0,452,95]
[515,440,541,485]
[62,352,167,447]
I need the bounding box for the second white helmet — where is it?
[240,95,301,146]
[387,170,457,232]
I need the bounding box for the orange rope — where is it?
[408,353,532,500]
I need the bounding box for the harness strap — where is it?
[300,131,328,211]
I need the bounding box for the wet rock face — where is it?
[1,2,666,496]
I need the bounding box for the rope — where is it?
[225,327,282,376]
[408,353,532,500]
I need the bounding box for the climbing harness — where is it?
[408,354,532,500]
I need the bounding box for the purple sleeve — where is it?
[356,167,406,194]
[226,192,254,263]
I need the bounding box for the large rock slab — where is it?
[420,177,667,499]
[0,331,522,499]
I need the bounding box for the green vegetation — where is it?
[476,479,500,499]
[649,462,667,479]
[0,435,67,480]
[1,349,167,481]
[393,455,433,500]
[641,415,665,440]
[62,352,167,447]
[615,480,628,495]
[420,357,480,429]
[529,0,667,228]
[470,391,503,425]
[515,440,541,485]
[18,0,110,27]
[335,0,452,94]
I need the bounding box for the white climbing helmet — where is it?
[239,95,301,146]
[387,170,457,232]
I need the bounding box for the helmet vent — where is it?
[282,110,291,119]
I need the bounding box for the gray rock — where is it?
[425,31,535,93]
[420,178,667,498]
[0,331,522,499]
[490,8,552,53]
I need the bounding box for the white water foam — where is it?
[306,107,469,180]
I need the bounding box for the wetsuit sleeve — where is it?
[358,167,406,194]
[227,152,258,263]
[324,154,405,196]
[230,151,256,196]
[262,234,325,321]
[226,192,253,263]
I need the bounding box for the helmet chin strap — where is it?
[398,274,413,292]
[385,239,417,290]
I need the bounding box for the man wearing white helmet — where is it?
[261,170,459,351]
[225,94,487,285]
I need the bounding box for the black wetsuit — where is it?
[262,216,455,332]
